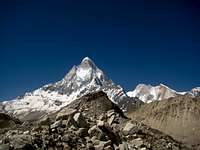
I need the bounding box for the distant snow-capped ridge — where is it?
[127,83,200,103]
[1,57,199,119]
[191,87,200,97]
[0,57,132,119]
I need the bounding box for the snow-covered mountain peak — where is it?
[80,57,97,69]
[159,83,168,88]
[63,57,104,83]
[191,87,200,97]
[127,83,180,103]
[135,83,170,89]
[61,57,107,89]
[135,83,150,88]
[158,84,177,92]
[1,57,132,119]
[81,56,94,63]
[127,83,200,103]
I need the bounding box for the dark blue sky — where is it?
[1,0,200,100]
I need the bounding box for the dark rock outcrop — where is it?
[0,113,21,129]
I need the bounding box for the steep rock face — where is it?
[0,57,133,119]
[0,113,21,128]
[129,96,200,145]
[42,57,128,103]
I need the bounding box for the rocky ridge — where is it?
[1,58,200,121]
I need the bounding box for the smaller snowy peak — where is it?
[127,83,181,103]
[158,83,179,93]
[159,83,172,89]
[191,87,200,97]
[135,84,152,89]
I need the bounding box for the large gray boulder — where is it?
[7,134,33,149]
[56,108,77,120]
[123,122,136,135]
[73,112,88,128]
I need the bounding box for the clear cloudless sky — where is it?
[0,0,200,100]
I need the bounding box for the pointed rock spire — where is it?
[80,57,96,69]
[81,57,93,63]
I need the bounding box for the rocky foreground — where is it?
[0,92,192,150]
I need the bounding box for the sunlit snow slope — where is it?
[127,83,200,103]
[0,57,131,118]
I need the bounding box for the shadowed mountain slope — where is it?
[129,96,200,146]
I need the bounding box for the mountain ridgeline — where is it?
[0,57,200,149]
[0,57,137,120]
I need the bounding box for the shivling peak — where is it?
[81,57,95,64]
[81,56,93,62]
